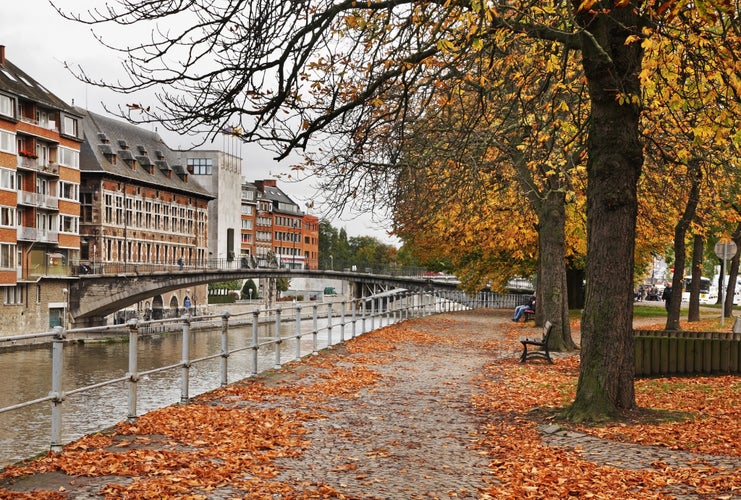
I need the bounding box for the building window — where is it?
[0,94,15,118]
[0,206,15,227]
[59,215,79,234]
[186,157,212,175]
[58,146,80,168]
[0,167,15,191]
[0,243,16,268]
[62,115,78,137]
[4,285,24,305]
[0,129,15,154]
[59,182,79,201]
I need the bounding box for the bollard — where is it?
[295,305,302,361]
[273,308,282,369]
[49,326,66,453]
[250,309,260,376]
[126,318,139,422]
[220,312,230,387]
[180,314,191,404]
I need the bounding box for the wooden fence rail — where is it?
[634,331,741,377]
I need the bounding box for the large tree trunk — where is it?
[688,234,703,322]
[666,159,701,331]
[567,4,643,421]
[724,222,741,317]
[537,191,576,351]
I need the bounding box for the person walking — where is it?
[662,283,672,312]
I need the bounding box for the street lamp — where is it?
[249,288,253,302]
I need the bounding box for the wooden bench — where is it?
[519,320,554,364]
[523,309,535,322]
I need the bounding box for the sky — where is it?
[1,0,399,246]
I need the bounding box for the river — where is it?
[0,314,384,467]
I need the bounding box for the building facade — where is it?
[184,149,242,265]
[0,46,83,334]
[77,108,213,322]
[240,179,319,270]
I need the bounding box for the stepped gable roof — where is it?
[0,55,79,115]
[76,107,213,199]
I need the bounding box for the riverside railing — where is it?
[0,288,509,460]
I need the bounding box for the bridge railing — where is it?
[0,288,517,463]
[68,258,439,277]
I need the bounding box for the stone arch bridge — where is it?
[69,268,462,327]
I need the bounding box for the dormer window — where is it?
[0,94,15,119]
[118,139,128,149]
[61,115,78,137]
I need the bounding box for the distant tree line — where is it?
[318,220,418,271]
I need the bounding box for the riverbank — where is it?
[1,309,739,498]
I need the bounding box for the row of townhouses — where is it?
[0,45,319,335]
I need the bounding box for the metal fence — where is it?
[0,289,518,459]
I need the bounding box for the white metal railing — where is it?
[0,289,505,459]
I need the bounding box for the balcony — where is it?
[16,157,60,176]
[19,116,58,133]
[17,226,59,243]
[17,191,59,210]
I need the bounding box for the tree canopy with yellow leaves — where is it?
[58,0,741,420]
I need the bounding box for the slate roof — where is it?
[0,57,78,115]
[76,107,213,199]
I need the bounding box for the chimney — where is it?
[0,46,5,67]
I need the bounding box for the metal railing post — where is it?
[49,326,65,453]
[312,304,319,355]
[180,314,191,404]
[220,312,230,387]
[351,299,357,338]
[273,308,282,369]
[339,301,346,342]
[250,309,260,376]
[370,298,375,331]
[126,319,139,422]
[295,305,302,361]
[361,299,367,333]
[327,303,334,347]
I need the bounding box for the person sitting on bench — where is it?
[513,292,536,322]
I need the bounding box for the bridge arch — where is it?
[68,269,459,327]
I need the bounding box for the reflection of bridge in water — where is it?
[68,261,473,327]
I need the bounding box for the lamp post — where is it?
[292,219,298,270]
[249,288,253,302]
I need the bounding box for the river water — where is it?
[0,313,391,467]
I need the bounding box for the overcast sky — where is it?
[1,0,398,245]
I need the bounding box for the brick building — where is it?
[76,108,213,321]
[0,46,83,334]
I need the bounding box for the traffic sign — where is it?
[714,241,737,260]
